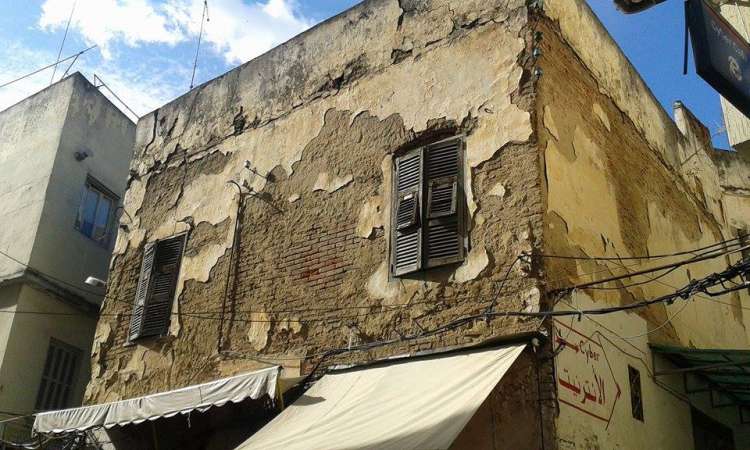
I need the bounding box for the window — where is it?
[128,234,186,341]
[391,136,465,277]
[35,339,81,411]
[75,177,118,246]
[629,365,644,421]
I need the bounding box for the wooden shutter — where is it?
[141,235,185,338]
[391,149,423,276]
[128,235,185,341]
[128,242,156,341]
[424,138,464,268]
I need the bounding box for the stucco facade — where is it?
[86,0,750,448]
[0,73,135,439]
[543,0,750,448]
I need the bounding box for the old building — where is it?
[31,0,750,449]
[0,73,135,440]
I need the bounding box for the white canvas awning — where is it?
[34,366,280,434]
[236,345,526,450]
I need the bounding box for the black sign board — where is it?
[687,0,750,117]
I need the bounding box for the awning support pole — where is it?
[276,367,286,411]
[151,421,161,450]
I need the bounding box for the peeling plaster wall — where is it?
[539,2,750,448]
[88,0,548,418]
[541,0,750,361]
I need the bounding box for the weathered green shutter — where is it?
[129,235,185,341]
[129,242,156,340]
[424,138,464,268]
[391,149,423,276]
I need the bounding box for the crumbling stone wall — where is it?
[86,0,549,407]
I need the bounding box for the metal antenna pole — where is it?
[51,0,77,84]
[189,1,209,90]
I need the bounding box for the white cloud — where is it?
[165,0,312,64]
[40,0,185,58]
[0,43,56,112]
[1,0,315,120]
[0,41,182,120]
[78,61,187,119]
[40,0,313,64]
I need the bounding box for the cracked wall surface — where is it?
[86,0,547,417]
[540,1,750,448]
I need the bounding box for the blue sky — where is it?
[0,1,732,147]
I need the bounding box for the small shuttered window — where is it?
[391,137,465,277]
[35,339,81,411]
[128,234,186,341]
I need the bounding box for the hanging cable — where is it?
[0,238,746,322]
[50,0,77,84]
[538,234,744,261]
[189,0,209,90]
[217,180,245,353]
[551,244,750,293]
[0,45,97,90]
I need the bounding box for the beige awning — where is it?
[236,345,526,450]
[34,366,280,434]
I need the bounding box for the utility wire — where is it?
[50,0,77,85]
[189,0,209,90]
[8,256,750,444]
[538,234,745,261]
[552,244,749,293]
[0,45,97,90]
[231,256,750,374]
[169,236,750,315]
[0,238,747,323]
[562,241,741,291]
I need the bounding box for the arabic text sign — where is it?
[554,320,621,426]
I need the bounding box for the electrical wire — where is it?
[0,46,97,90]
[538,234,745,261]
[21,259,750,448]
[246,257,750,373]
[485,254,524,314]
[618,299,692,340]
[22,251,750,444]
[0,240,747,324]
[189,0,209,90]
[0,248,105,297]
[563,240,741,291]
[50,0,77,85]
[551,244,750,293]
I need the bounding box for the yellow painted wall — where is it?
[541,0,750,448]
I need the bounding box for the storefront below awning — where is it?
[235,344,526,450]
[34,366,285,435]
